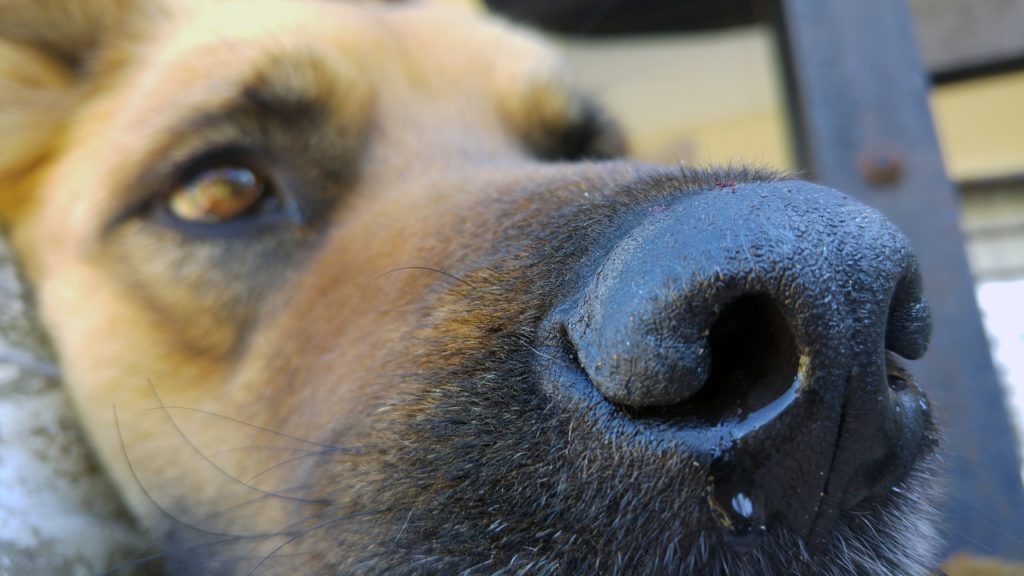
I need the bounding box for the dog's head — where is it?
[0,1,941,574]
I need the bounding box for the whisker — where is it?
[371,266,475,288]
[940,524,999,557]
[205,444,330,459]
[151,405,341,450]
[146,380,326,505]
[246,510,386,576]
[193,482,322,526]
[113,404,295,539]
[96,534,259,575]
[366,307,429,315]
[943,493,1024,547]
[245,447,353,484]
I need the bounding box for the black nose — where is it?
[549,180,933,547]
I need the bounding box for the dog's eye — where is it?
[168,166,270,223]
[561,101,626,160]
[530,98,627,161]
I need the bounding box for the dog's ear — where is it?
[0,0,147,221]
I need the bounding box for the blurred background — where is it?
[478,0,1024,563]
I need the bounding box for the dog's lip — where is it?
[805,374,939,548]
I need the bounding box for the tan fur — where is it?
[0,0,618,546]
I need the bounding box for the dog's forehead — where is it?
[156,1,566,99]
[80,0,569,162]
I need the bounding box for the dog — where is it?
[0,1,943,574]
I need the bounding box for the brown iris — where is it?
[168,166,267,223]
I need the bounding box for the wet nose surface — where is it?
[543,180,933,546]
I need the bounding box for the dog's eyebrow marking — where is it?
[235,51,336,123]
[166,49,348,140]
[214,49,340,128]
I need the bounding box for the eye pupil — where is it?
[169,166,266,222]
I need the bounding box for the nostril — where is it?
[704,294,800,418]
[623,293,800,425]
[885,270,931,360]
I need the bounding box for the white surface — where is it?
[0,238,148,575]
[976,278,1024,483]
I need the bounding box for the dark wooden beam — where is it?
[774,0,1024,559]
[486,0,1024,81]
